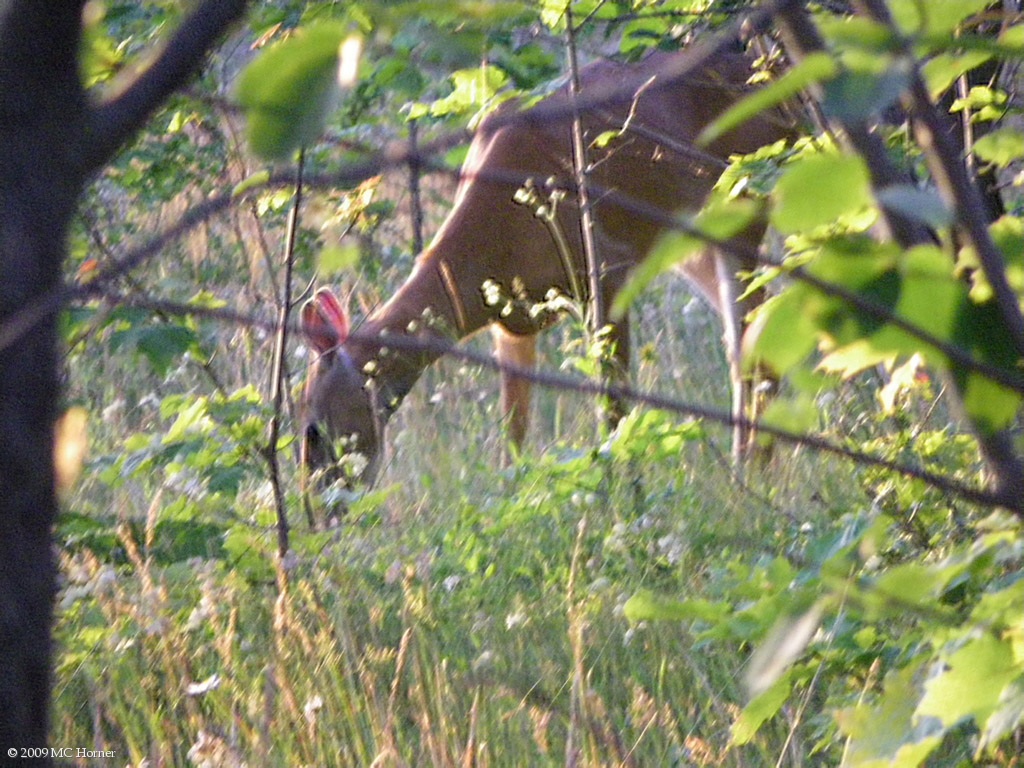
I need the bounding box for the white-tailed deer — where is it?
[301,44,795,493]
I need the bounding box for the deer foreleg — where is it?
[493,325,538,451]
[715,252,754,463]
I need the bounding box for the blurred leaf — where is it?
[223,525,274,581]
[424,65,509,117]
[950,300,1021,435]
[822,60,909,124]
[236,24,359,161]
[700,53,836,147]
[539,0,600,29]
[973,127,1024,168]
[109,323,197,375]
[836,661,942,767]
[612,197,760,318]
[964,215,1024,304]
[164,398,211,442]
[623,590,728,624]
[918,634,1017,728]
[319,242,361,275]
[770,152,872,234]
[731,672,794,746]
[744,288,821,376]
[759,392,819,437]
[890,0,995,36]
[817,15,898,54]
[232,169,271,197]
[921,51,992,99]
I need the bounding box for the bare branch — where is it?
[83,0,249,173]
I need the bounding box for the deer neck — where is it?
[344,249,493,419]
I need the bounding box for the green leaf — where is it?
[623,590,728,624]
[109,323,197,376]
[610,231,698,320]
[817,15,899,54]
[730,672,793,746]
[836,661,942,767]
[223,525,274,581]
[758,392,819,437]
[611,197,760,319]
[822,61,909,124]
[699,53,837,147]
[921,51,992,100]
[319,242,361,275]
[813,245,987,383]
[770,153,873,235]
[164,398,211,442]
[964,215,1024,304]
[950,300,1022,434]
[974,127,1024,168]
[888,0,994,36]
[744,288,821,376]
[232,169,271,197]
[539,0,600,30]
[424,66,509,117]
[918,634,1018,728]
[236,24,360,161]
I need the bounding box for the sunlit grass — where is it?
[52,268,861,765]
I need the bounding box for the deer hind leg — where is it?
[714,247,774,464]
[492,325,537,455]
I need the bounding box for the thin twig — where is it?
[407,118,425,256]
[566,5,625,434]
[264,149,306,556]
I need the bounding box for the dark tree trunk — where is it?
[0,0,249,754]
[0,2,88,749]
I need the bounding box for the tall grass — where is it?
[53,277,854,765]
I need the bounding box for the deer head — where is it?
[299,288,382,496]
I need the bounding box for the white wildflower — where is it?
[304,694,324,726]
[185,674,221,697]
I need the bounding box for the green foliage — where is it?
[407,65,511,120]
[237,23,358,160]
[770,151,874,234]
[57,0,1024,765]
[700,53,838,146]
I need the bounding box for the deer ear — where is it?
[301,288,351,353]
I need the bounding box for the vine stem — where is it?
[564,4,623,434]
[265,148,306,558]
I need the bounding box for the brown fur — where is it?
[301,46,796,491]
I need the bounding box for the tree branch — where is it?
[853,0,1024,360]
[83,0,249,173]
[773,0,1024,513]
[89,288,1018,514]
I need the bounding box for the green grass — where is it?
[52,272,866,765]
